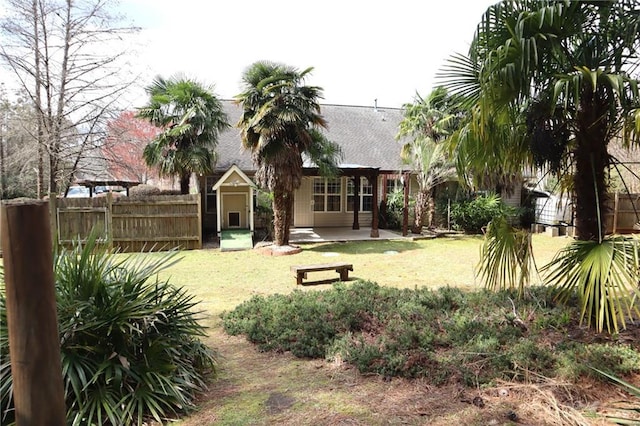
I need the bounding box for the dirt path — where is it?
[175,327,631,426]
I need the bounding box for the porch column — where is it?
[216,188,222,238]
[352,176,360,230]
[370,172,379,238]
[249,187,255,233]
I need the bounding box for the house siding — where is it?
[501,184,522,210]
[311,212,373,227]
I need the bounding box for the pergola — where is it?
[74,180,142,197]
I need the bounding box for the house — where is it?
[199,100,413,240]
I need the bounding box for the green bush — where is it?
[379,189,413,230]
[223,282,640,386]
[0,235,215,426]
[223,281,393,358]
[449,193,511,234]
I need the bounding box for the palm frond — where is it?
[477,215,534,296]
[541,236,640,333]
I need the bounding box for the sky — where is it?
[117,0,497,110]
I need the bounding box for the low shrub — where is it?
[379,189,414,230]
[0,234,215,426]
[223,281,394,358]
[222,281,640,386]
[449,193,511,234]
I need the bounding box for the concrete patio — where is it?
[289,227,407,244]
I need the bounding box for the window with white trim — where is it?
[386,176,403,196]
[313,177,341,212]
[347,177,373,212]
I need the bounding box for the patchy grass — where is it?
[150,234,640,425]
[157,234,568,321]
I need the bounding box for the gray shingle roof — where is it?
[215,100,408,174]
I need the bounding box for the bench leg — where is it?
[296,272,305,285]
[339,269,349,281]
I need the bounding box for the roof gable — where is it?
[212,164,254,190]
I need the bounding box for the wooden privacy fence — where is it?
[53,194,202,252]
[605,193,640,234]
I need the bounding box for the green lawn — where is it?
[156,234,570,323]
[151,234,613,426]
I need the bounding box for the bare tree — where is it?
[0,88,40,198]
[0,0,139,196]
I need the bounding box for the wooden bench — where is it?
[291,262,353,285]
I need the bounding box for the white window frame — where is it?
[313,177,342,212]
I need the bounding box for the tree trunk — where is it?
[32,0,45,197]
[427,187,436,228]
[272,188,288,246]
[179,172,190,194]
[412,189,429,234]
[282,191,293,246]
[573,87,609,241]
[0,129,5,199]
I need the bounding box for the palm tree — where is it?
[396,87,456,233]
[236,61,341,246]
[440,0,640,332]
[137,76,229,194]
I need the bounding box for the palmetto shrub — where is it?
[0,235,215,425]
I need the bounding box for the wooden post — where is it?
[612,192,619,234]
[106,192,114,249]
[370,172,379,238]
[1,200,66,425]
[196,193,203,249]
[352,176,360,230]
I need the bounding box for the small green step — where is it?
[220,229,253,251]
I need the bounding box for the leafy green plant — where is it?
[478,216,534,295]
[449,193,511,234]
[379,189,413,230]
[0,234,216,425]
[541,236,640,333]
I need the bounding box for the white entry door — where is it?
[294,177,313,227]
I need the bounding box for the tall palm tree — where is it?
[236,61,341,246]
[440,0,640,332]
[137,76,229,194]
[396,87,456,233]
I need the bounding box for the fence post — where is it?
[196,193,202,249]
[106,192,114,249]
[1,200,66,425]
[612,192,619,234]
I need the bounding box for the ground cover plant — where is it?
[222,281,640,387]
[154,235,640,424]
[0,236,215,425]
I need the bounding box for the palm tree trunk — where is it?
[427,187,436,228]
[272,188,288,246]
[412,189,429,234]
[282,191,294,246]
[573,89,609,241]
[179,172,190,194]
